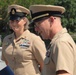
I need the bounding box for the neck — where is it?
[49,19,63,40]
[15,30,24,39]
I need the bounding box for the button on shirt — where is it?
[2,30,46,75]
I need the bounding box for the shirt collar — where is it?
[50,28,67,44]
[8,30,30,42]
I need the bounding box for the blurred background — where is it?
[0,0,76,47]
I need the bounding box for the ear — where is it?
[49,16,54,22]
[23,17,27,24]
[48,16,54,27]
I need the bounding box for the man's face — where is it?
[34,17,51,39]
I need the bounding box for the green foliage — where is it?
[54,0,76,32]
[0,0,76,40]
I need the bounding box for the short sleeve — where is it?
[52,41,74,75]
[32,37,46,63]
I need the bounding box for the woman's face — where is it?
[9,18,26,33]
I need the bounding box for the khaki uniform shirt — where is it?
[2,30,46,75]
[42,28,76,75]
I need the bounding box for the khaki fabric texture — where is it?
[8,4,30,14]
[2,30,46,75]
[42,28,76,75]
[30,5,65,14]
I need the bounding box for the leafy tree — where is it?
[0,0,76,40]
[54,0,76,32]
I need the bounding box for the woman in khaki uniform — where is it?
[30,5,76,75]
[2,4,46,75]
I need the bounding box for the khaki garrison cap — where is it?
[29,5,65,22]
[8,4,30,20]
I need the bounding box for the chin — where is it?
[13,29,19,32]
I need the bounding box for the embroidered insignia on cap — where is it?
[11,8,16,15]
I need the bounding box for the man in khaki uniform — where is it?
[2,4,46,75]
[29,5,76,75]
